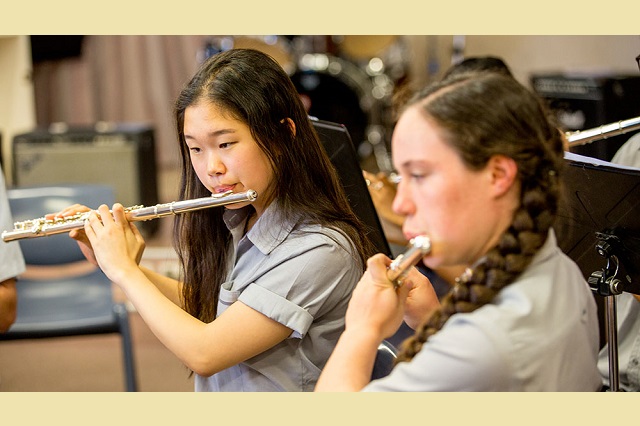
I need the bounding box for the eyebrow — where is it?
[210,128,237,136]
[398,159,427,169]
[184,128,237,140]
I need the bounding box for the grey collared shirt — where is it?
[195,203,362,391]
[364,230,602,391]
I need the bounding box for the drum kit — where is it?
[199,35,409,173]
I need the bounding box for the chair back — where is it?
[7,184,114,265]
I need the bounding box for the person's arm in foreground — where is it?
[316,254,433,391]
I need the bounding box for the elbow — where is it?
[184,353,223,377]
[0,312,16,333]
[0,279,18,333]
[189,363,217,378]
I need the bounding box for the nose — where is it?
[207,152,226,176]
[392,180,415,218]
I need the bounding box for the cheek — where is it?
[190,157,208,181]
[413,181,464,229]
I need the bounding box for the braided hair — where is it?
[395,73,566,363]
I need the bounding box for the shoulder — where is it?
[366,315,511,391]
[285,224,358,259]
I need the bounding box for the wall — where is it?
[404,35,640,89]
[0,35,36,184]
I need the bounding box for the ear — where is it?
[281,118,296,136]
[487,154,518,198]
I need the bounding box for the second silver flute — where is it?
[2,190,257,243]
[387,235,432,287]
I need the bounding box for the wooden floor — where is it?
[0,311,194,392]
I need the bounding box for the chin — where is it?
[224,202,250,210]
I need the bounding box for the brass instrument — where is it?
[387,235,431,287]
[2,190,257,243]
[566,116,640,147]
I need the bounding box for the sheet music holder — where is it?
[555,152,640,391]
[311,117,391,257]
[556,152,640,297]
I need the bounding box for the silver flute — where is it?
[566,115,640,147]
[2,190,257,243]
[387,235,431,287]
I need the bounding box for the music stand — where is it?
[555,152,640,391]
[311,117,392,257]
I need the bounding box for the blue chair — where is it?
[0,184,138,391]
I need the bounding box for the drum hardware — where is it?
[366,124,393,174]
[293,54,386,161]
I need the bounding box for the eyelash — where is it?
[409,173,426,182]
[188,141,235,153]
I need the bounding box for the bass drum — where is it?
[291,54,385,154]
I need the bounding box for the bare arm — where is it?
[139,266,183,307]
[316,254,413,391]
[84,204,292,375]
[113,266,291,375]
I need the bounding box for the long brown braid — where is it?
[395,73,566,363]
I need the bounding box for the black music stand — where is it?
[555,152,640,391]
[312,117,391,257]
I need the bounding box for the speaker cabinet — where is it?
[531,74,640,161]
[12,123,159,236]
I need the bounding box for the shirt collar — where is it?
[223,201,299,255]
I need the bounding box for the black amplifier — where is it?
[531,74,640,161]
[12,122,159,236]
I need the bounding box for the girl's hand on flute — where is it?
[46,204,99,266]
[83,203,146,283]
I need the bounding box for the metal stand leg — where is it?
[604,295,619,392]
[588,236,625,392]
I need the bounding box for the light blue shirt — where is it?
[195,202,362,391]
[364,230,602,391]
